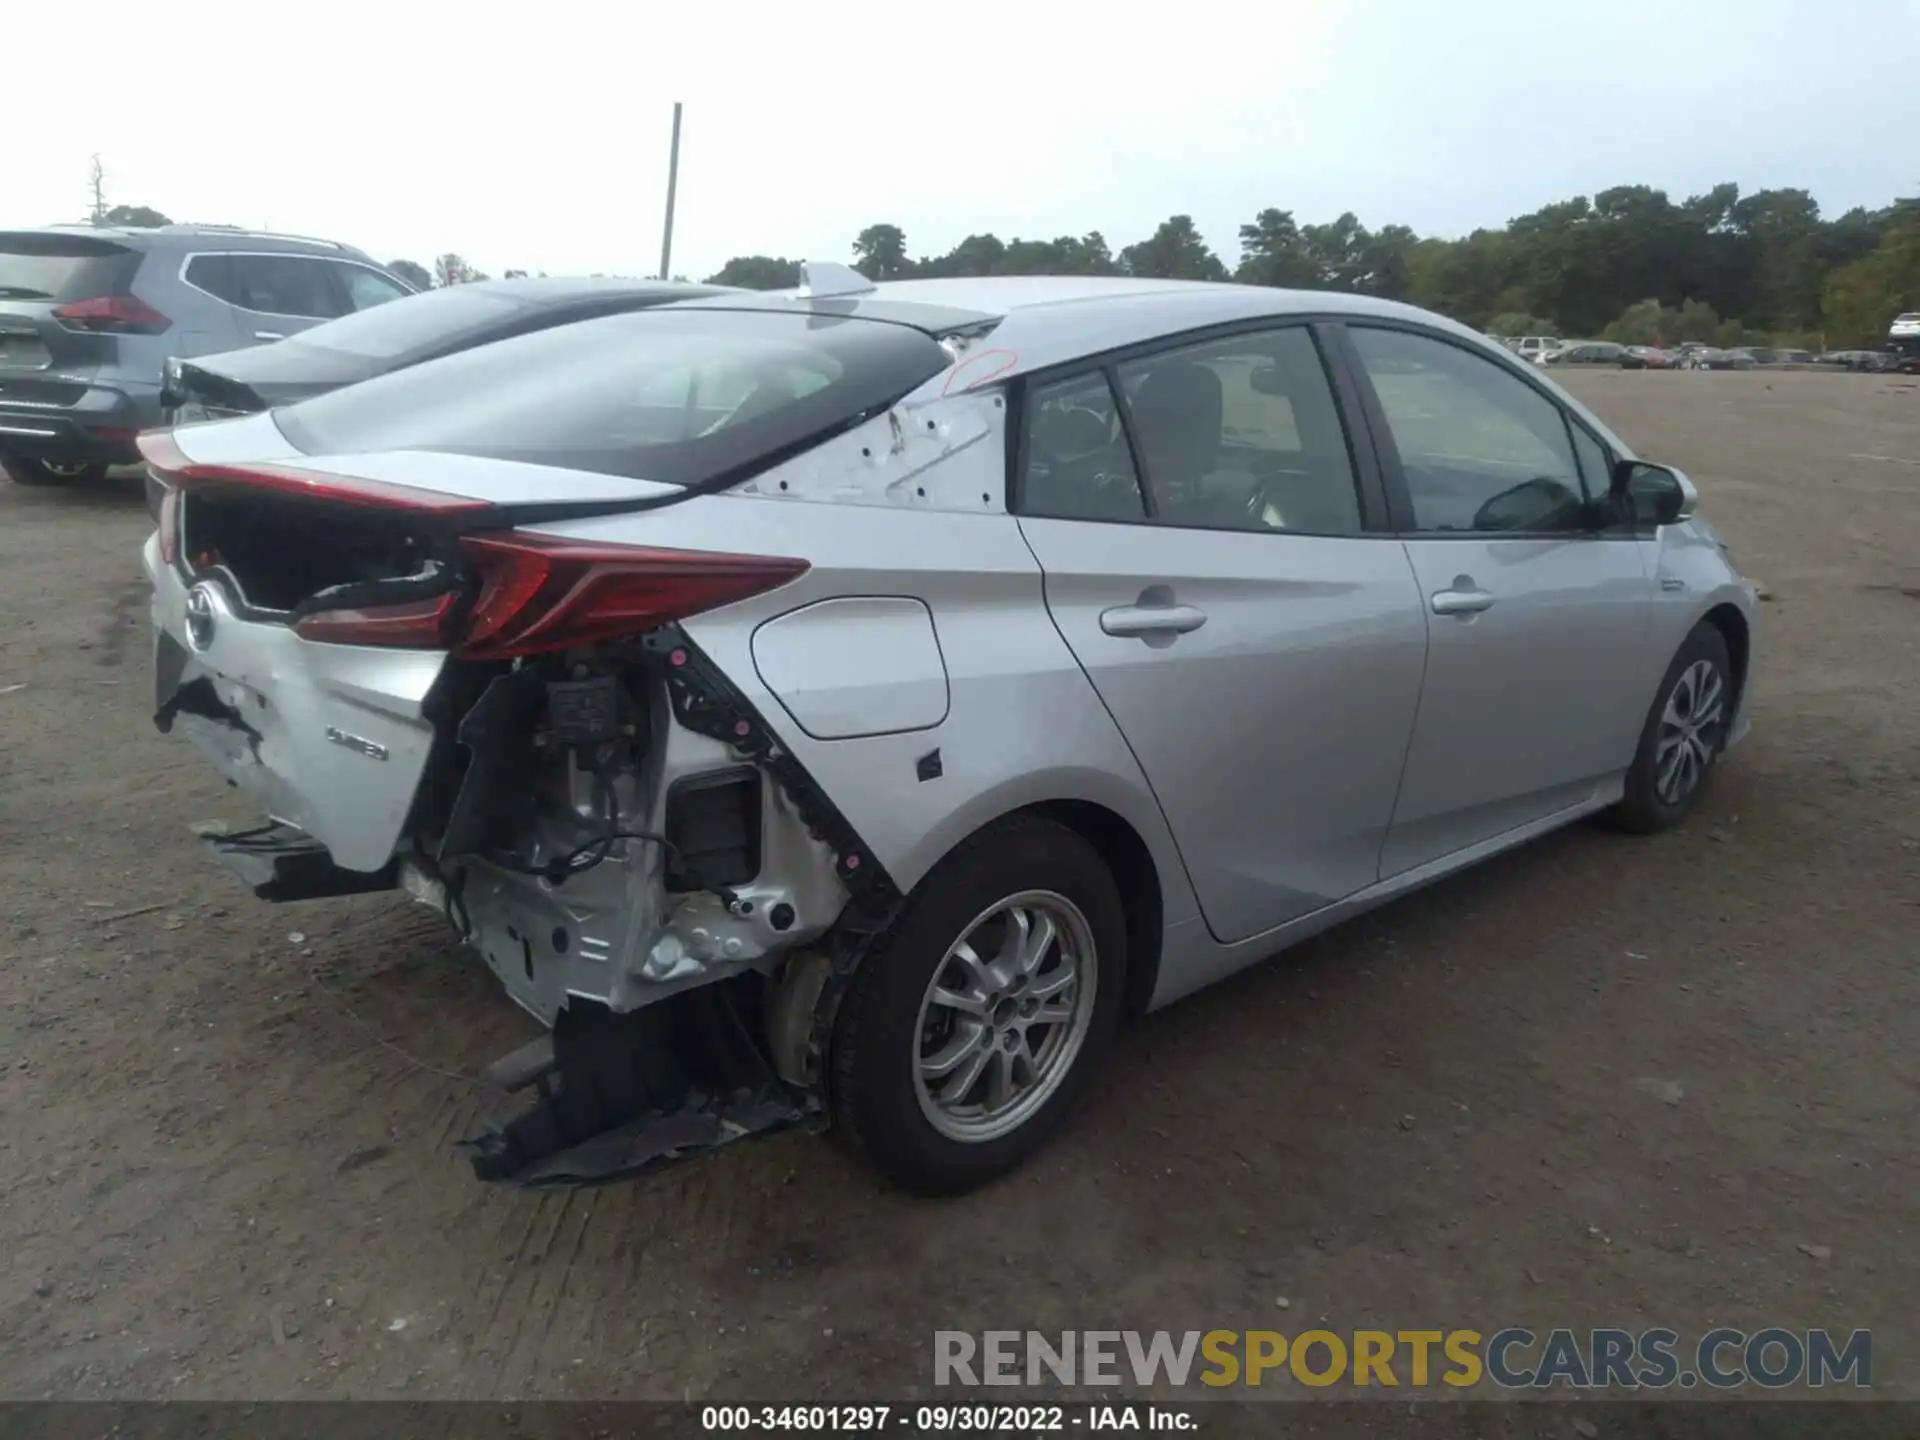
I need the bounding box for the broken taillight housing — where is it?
[451,531,810,660]
[287,534,808,654]
[135,433,809,654]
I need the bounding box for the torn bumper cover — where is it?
[459,983,813,1187]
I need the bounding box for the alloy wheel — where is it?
[1655,658,1726,806]
[912,890,1097,1144]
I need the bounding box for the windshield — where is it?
[0,233,134,302]
[274,306,952,486]
[286,284,525,361]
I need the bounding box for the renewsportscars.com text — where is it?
[934,1327,1871,1390]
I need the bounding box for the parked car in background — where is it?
[1626,346,1676,369]
[1886,316,1920,372]
[140,268,1757,1195]
[1817,350,1883,371]
[1774,348,1814,366]
[1,225,414,486]
[1540,340,1631,368]
[1512,335,1560,361]
[163,277,734,425]
[1682,347,1736,370]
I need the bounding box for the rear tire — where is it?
[1,455,105,487]
[831,816,1126,1196]
[1609,623,1734,834]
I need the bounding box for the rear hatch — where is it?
[144,303,955,872]
[143,422,692,872]
[166,283,536,419]
[0,231,150,401]
[167,341,373,421]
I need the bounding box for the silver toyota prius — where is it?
[140,269,1758,1194]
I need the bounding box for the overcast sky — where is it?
[10,0,1918,282]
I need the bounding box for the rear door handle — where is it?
[1100,604,1208,638]
[253,330,285,341]
[1431,586,1496,616]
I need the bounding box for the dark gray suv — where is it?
[0,225,415,486]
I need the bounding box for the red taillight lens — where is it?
[132,429,806,655]
[293,594,457,647]
[52,294,171,335]
[455,532,810,660]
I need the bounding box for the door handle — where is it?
[1430,586,1496,616]
[253,330,285,341]
[1100,603,1208,638]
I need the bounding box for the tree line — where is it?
[705,184,1920,350]
[85,178,1919,349]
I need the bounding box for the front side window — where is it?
[1019,372,1146,522]
[1115,325,1361,535]
[1350,327,1588,534]
[336,264,412,312]
[1567,422,1613,497]
[275,308,950,485]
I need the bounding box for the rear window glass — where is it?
[274,308,952,486]
[0,234,134,302]
[287,285,524,361]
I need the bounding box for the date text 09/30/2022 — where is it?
[701,1404,1194,1432]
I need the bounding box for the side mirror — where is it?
[1613,461,1698,525]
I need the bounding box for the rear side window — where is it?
[289,284,524,362]
[274,308,952,485]
[1021,372,1147,522]
[0,233,134,302]
[1115,325,1362,535]
[187,254,344,318]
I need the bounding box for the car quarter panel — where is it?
[1640,519,1761,742]
[523,492,1202,928]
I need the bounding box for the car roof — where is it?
[463,276,734,303]
[21,223,373,258]
[674,274,1507,379]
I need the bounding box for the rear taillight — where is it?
[452,532,809,660]
[52,294,171,335]
[132,432,807,654]
[289,535,806,654]
[294,594,458,647]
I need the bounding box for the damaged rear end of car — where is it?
[142,297,966,1186]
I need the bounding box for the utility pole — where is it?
[658,102,683,281]
[88,154,107,226]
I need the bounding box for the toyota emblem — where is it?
[184,584,217,651]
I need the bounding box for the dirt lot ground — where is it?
[0,371,1915,1407]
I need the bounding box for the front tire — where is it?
[1,455,106,487]
[831,816,1126,1195]
[1610,623,1734,833]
